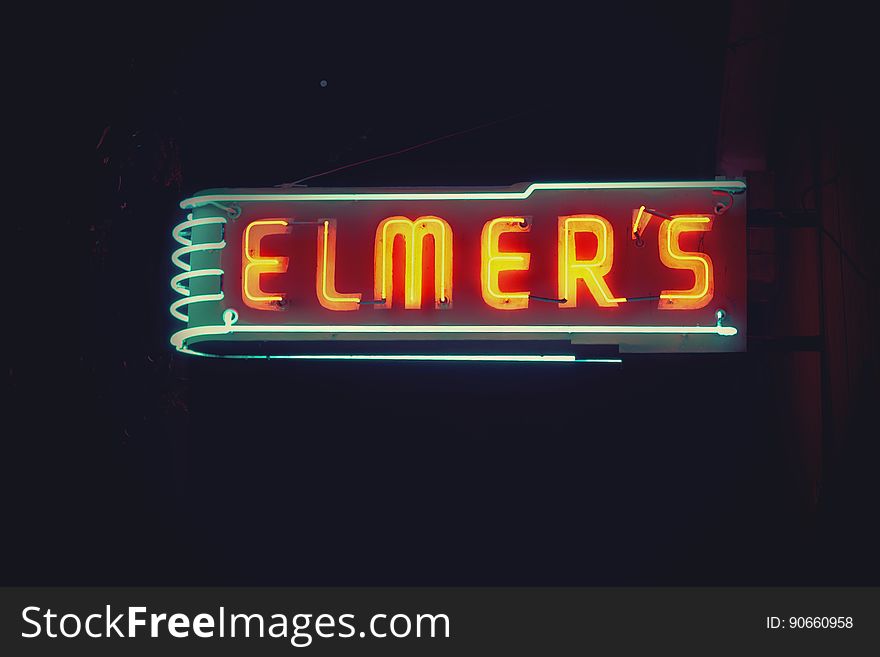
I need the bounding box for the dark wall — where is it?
[718,0,878,582]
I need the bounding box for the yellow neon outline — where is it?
[376,216,452,309]
[659,216,714,306]
[243,219,289,304]
[632,205,646,238]
[560,215,626,307]
[482,217,531,309]
[317,219,362,310]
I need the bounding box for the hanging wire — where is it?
[205,201,241,219]
[712,189,734,215]
[275,111,533,188]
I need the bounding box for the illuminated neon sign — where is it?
[170,181,746,359]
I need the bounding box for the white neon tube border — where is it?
[169,213,228,323]
[171,349,620,364]
[180,181,746,209]
[170,268,225,296]
[171,321,738,354]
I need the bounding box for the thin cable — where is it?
[834,171,852,403]
[276,111,533,188]
[529,295,566,304]
[822,226,869,284]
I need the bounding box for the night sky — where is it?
[6,2,877,585]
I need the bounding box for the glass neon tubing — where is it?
[171,322,738,353]
[170,269,224,296]
[181,181,746,209]
[170,213,228,322]
[171,348,621,363]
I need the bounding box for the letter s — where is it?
[22,606,41,638]
[657,215,715,309]
[337,614,356,638]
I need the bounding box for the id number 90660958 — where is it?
[766,616,854,630]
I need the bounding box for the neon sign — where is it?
[170,181,746,359]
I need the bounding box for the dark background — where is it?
[5,1,877,584]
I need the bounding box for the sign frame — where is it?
[169,181,746,361]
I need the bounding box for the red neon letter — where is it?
[557,215,624,308]
[374,216,453,309]
[316,219,361,311]
[481,217,531,310]
[242,219,290,310]
[658,215,715,309]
